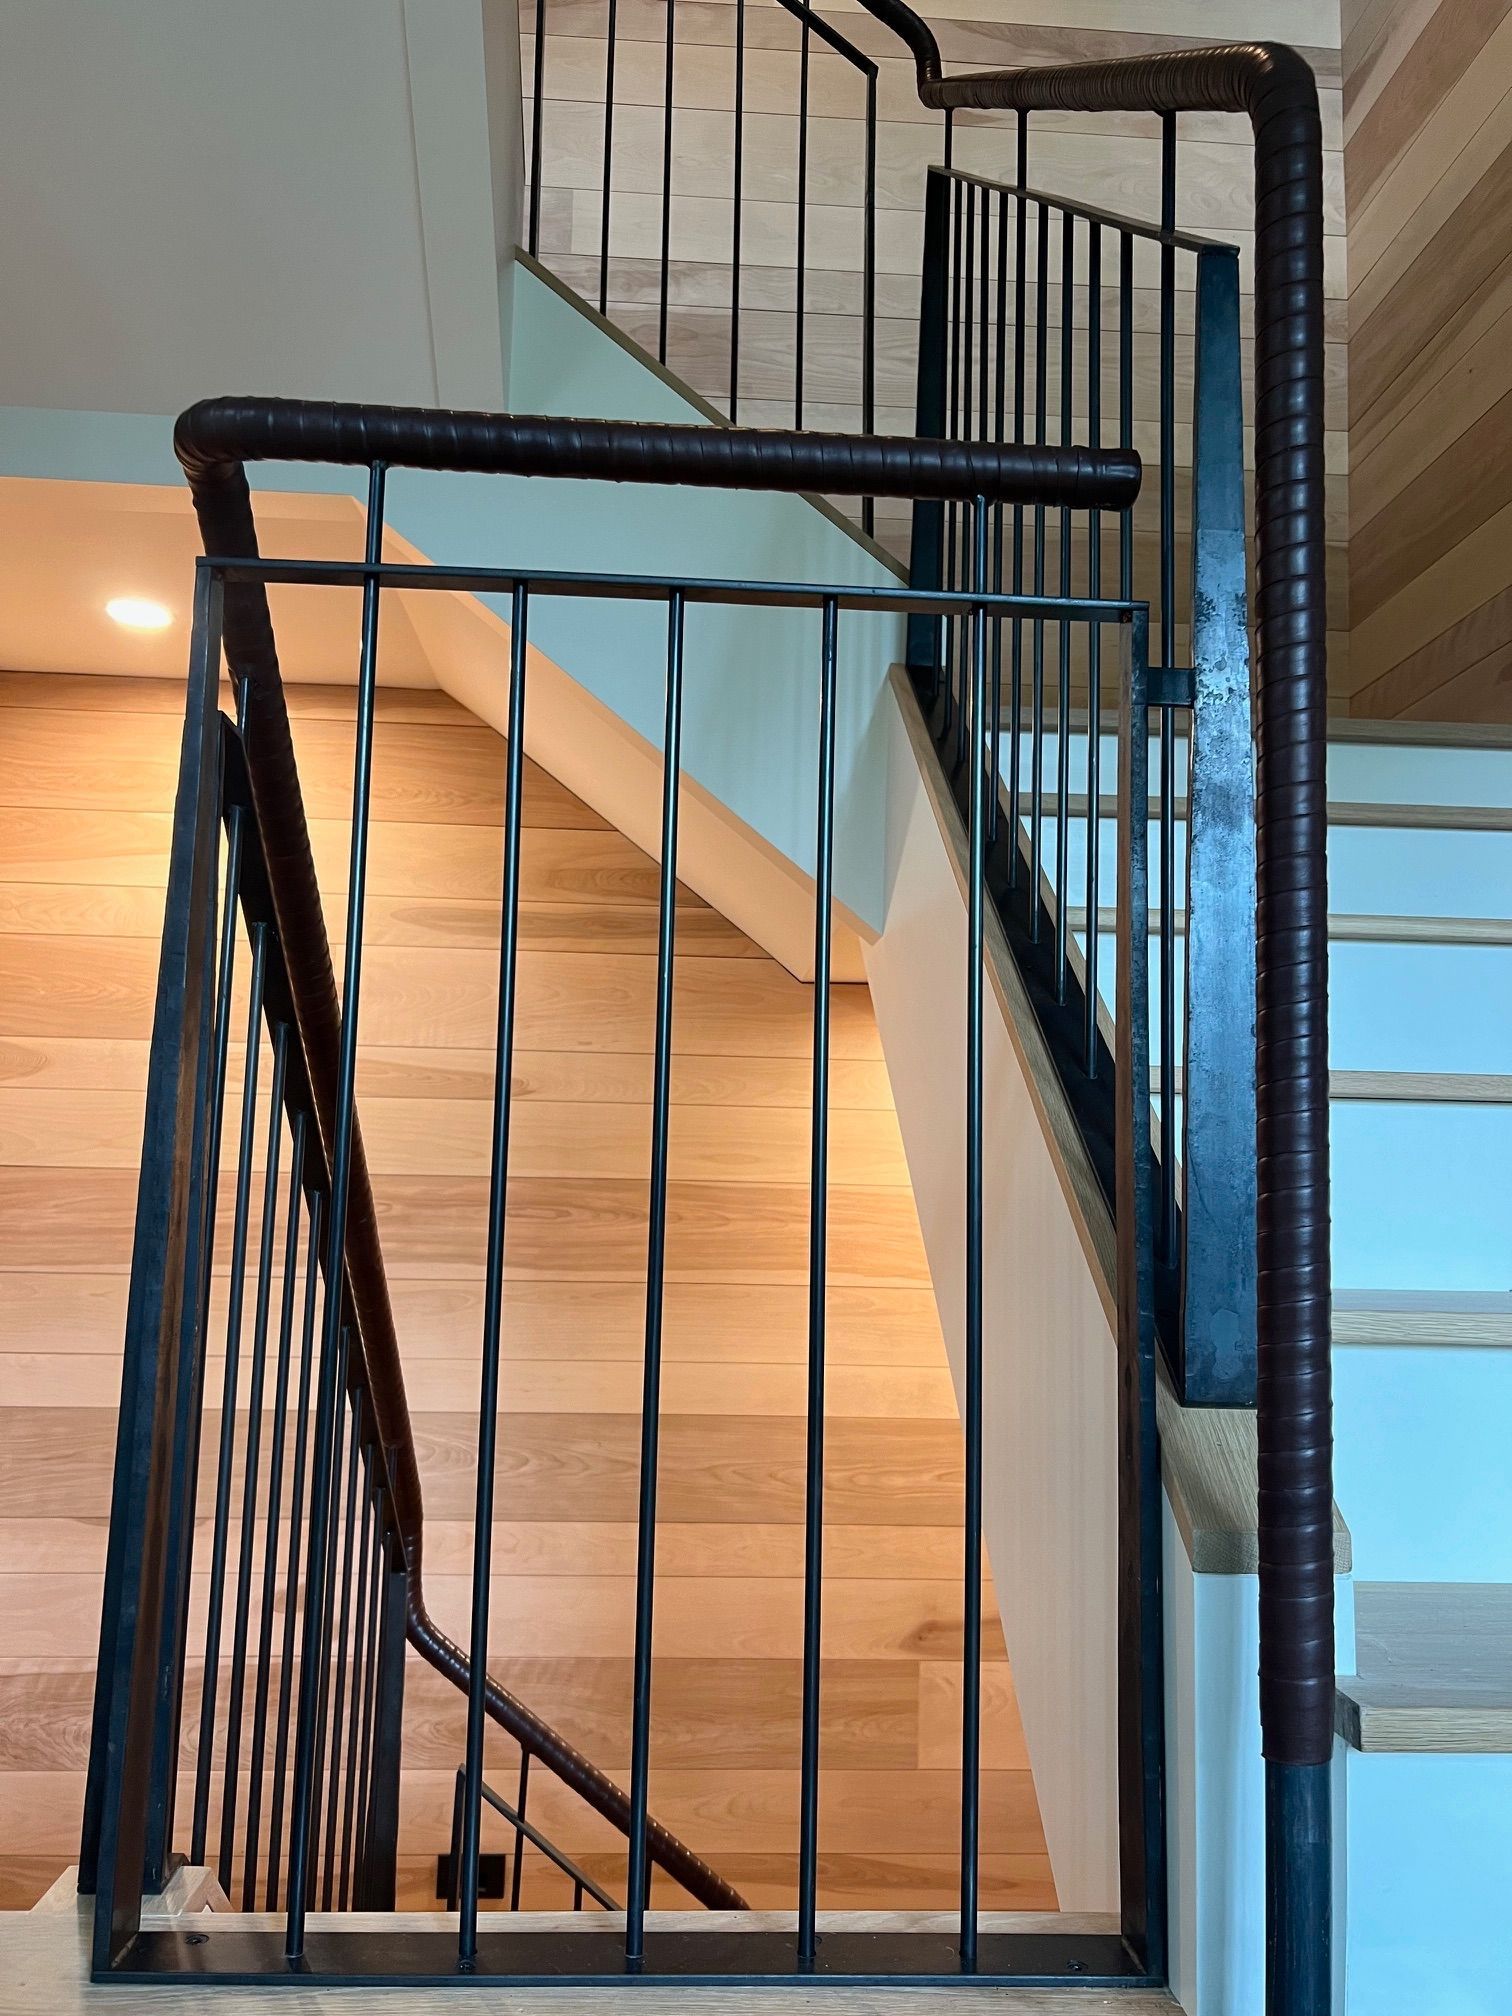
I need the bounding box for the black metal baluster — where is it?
[349,1494,384,1907]
[624,590,685,1966]
[266,1189,322,1909]
[1055,207,1074,1001]
[285,461,387,1957]
[1120,230,1134,604]
[658,0,676,364]
[447,1770,464,1914]
[730,0,744,420]
[1030,200,1049,935]
[861,66,878,532]
[218,1019,291,1894]
[305,1326,351,1912]
[317,1377,359,1910]
[243,1109,307,1906]
[956,179,976,769]
[191,919,268,1866]
[943,173,963,730]
[172,791,243,1868]
[960,498,989,1969]
[796,595,839,1969]
[1008,115,1028,879]
[459,583,531,1969]
[336,1442,373,1910]
[528,0,547,256]
[1158,116,1179,1265]
[990,188,1008,843]
[795,13,810,428]
[599,0,617,316]
[1086,223,1104,1076]
[510,1751,531,1911]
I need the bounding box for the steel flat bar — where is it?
[1055,207,1075,1002]
[191,919,268,1867]
[1085,222,1104,1077]
[796,596,839,1968]
[795,12,810,428]
[336,1443,374,1909]
[1158,114,1179,1263]
[624,591,686,1965]
[208,558,1141,619]
[509,1751,530,1912]
[1030,201,1049,939]
[265,1190,322,1909]
[729,0,745,421]
[284,461,387,1957]
[989,186,1008,844]
[527,0,547,255]
[599,0,617,315]
[1007,112,1028,880]
[304,1327,350,1915]
[458,584,531,1968]
[476,1777,619,1912]
[242,1110,307,1905]
[217,1020,291,1894]
[658,0,675,364]
[959,499,990,1967]
[929,165,1227,254]
[861,67,878,534]
[349,1493,384,1905]
[317,1376,360,1910]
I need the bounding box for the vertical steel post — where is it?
[459,585,531,1968]
[959,501,989,1970]
[1114,609,1167,1977]
[796,596,840,1967]
[285,462,387,1957]
[1180,246,1257,1406]
[625,591,686,1964]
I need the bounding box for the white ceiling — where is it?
[0,0,521,417]
[0,477,441,686]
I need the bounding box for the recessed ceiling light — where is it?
[106,595,173,632]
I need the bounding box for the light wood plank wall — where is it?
[1342,0,1512,722]
[522,0,1349,694]
[0,668,1051,1914]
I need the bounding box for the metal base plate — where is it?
[111,1927,1151,1988]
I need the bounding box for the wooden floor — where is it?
[0,670,1053,1915]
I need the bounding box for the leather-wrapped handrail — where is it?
[844,14,1333,1772]
[179,409,869,1914]
[176,397,1140,508]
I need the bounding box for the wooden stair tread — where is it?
[1338,1583,1512,1753]
[1333,1291,1512,1349]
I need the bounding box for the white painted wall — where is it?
[862,675,1120,1912]
[0,0,516,414]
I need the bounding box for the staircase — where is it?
[998,709,1512,2011]
[65,10,1345,2014]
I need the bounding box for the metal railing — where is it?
[869,22,1333,2014]
[524,0,880,526]
[80,400,1151,1987]
[445,1754,620,1915]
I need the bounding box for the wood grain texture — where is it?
[1344,0,1512,720]
[1336,1581,1512,1753]
[0,670,1048,1911]
[523,0,1348,690]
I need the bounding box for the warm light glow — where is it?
[106,595,173,632]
